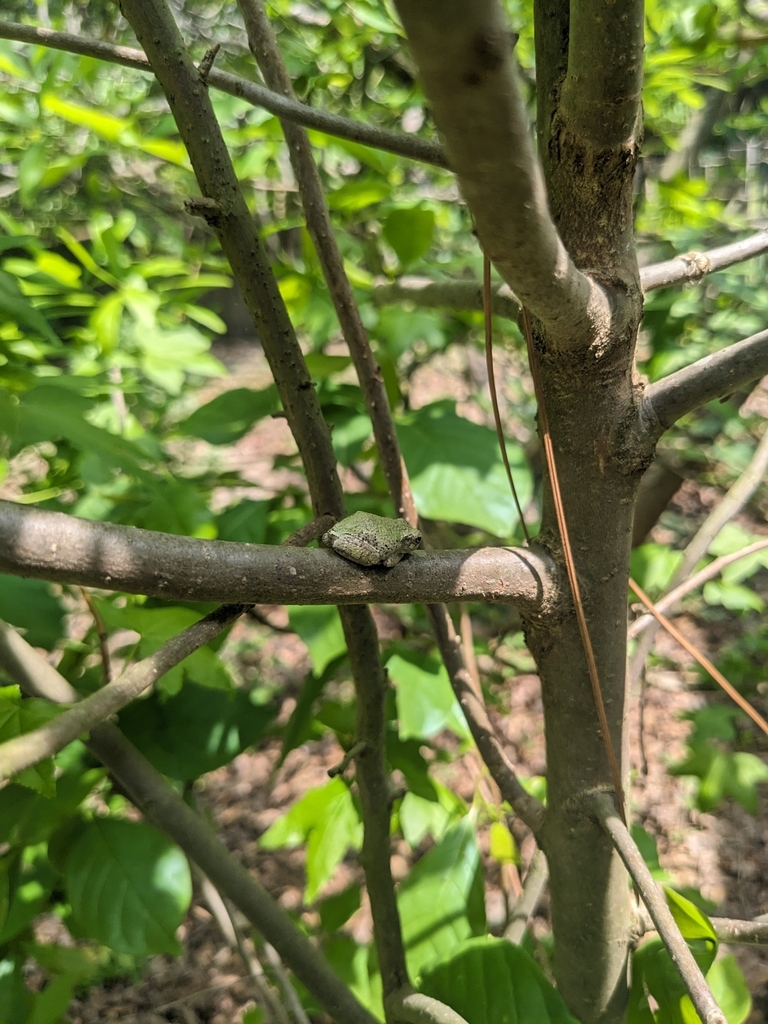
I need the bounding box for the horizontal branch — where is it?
[0,501,558,611]
[0,619,379,1024]
[0,21,447,169]
[640,328,768,440]
[0,604,246,781]
[640,230,768,292]
[589,792,726,1024]
[635,904,768,947]
[371,277,520,320]
[386,990,469,1024]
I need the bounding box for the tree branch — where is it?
[560,0,643,149]
[640,328,768,440]
[0,604,246,781]
[635,905,768,947]
[628,537,768,640]
[0,21,447,169]
[588,792,727,1024]
[0,501,556,611]
[237,0,416,523]
[640,230,768,292]
[392,0,611,346]
[425,603,546,834]
[371,277,520,319]
[0,620,380,1024]
[505,848,549,945]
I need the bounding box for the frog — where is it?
[322,511,421,567]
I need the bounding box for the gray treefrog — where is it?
[322,512,421,567]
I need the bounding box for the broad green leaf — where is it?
[42,94,130,143]
[397,817,485,977]
[630,544,685,597]
[0,576,65,649]
[387,652,469,741]
[706,956,751,1024]
[260,778,362,902]
[0,767,104,849]
[420,937,580,1024]
[399,791,451,848]
[0,954,33,1024]
[327,180,390,212]
[117,681,276,781]
[383,207,435,267]
[324,936,384,1020]
[65,818,191,955]
[489,821,518,865]
[215,500,270,544]
[702,580,764,613]
[288,606,347,675]
[318,885,361,933]
[397,401,532,537]
[0,686,60,796]
[177,386,281,444]
[27,974,74,1024]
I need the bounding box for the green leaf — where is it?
[260,778,362,902]
[117,681,276,781]
[399,791,451,848]
[383,207,435,267]
[215,500,270,544]
[670,740,768,814]
[397,401,532,537]
[0,686,60,796]
[177,386,281,444]
[706,955,751,1024]
[397,817,485,977]
[288,606,347,675]
[0,576,65,649]
[318,885,361,933]
[387,652,468,741]
[0,767,104,848]
[65,818,191,955]
[0,270,59,345]
[419,937,579,1024]
[489,821,518,865]
[323,936,384,1020]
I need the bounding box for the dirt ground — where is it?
[56,340,768,1023]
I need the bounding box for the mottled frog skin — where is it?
[322,512,421,567]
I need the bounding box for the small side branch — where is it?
[641,230,768,292]
[0,500,557,611]
[0,21,447,168]
[0,604,247,781]
[426,603,546,835]
[588,792,727,1024]
[505,848,549,945]
[0,620,379,1024]
[635,905,768,947]
[640,328,768,440]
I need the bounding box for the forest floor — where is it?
[59,338,768,1024]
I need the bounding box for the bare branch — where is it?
[0,604,246,782]
[629,537,768,640]
[640,329,768,439]
[635,904,768,947]
[371,278,520,319]
[386,991,469,1024]
[588,792,727,1024]
[237,0,415,523]
[561,0,643,148]
[425,603,546,834]
[505,848,549,945]
[0,500,557,610]
[629,423,768,680]
[641,230,768,292]
[0,620,380,1024]
[393,0,611,345]
[0,21,447,168]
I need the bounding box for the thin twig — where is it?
[640,230,768,292]
[522,309,626,821]
[0,604,247,781]
[264,943,312,1024]
[589,791,727,1024]
[484,255,530,542]
[0,21,448,168]
[505,848,549,945]
[635,905,768,947]
[80,587,113,683]
[628,579,768,738]
[629,424,768,680]
[0,619,380,1024]
[628,536,768,640]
